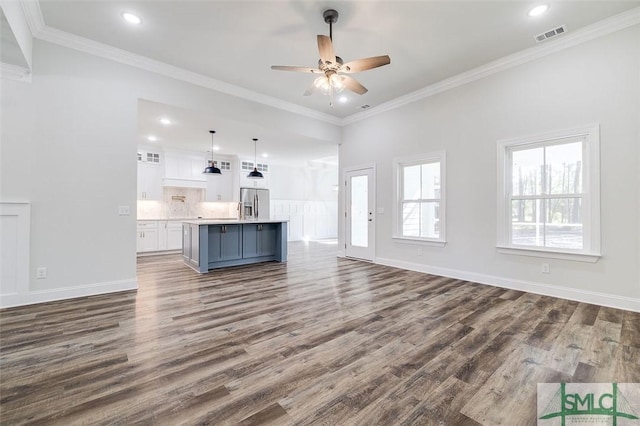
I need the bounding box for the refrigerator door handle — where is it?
[254,193,258,219]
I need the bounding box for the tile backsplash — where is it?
[137,187,237,219]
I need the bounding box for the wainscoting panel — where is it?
[0,203,30,306]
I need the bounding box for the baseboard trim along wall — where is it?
[0,278,138,309]
[373,256,640,313]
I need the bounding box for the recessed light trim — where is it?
[528,4,549,17]
[122,12,142,25]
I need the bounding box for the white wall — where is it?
[340,26,640,309]
[0,40,341,307]
[270,164,338,240]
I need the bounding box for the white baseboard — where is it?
[0,278,138,309]
[375,257,640,313]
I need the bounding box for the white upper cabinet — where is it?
[205,155,235,202]
[239,159,269,189]
[137,150,162,200]
[163,151,207,188]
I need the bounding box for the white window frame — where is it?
[392,151,446,247]
[496,124,601,262]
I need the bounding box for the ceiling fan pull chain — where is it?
[329,85,334,108]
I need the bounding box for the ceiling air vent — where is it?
[535,25,567,43]
[359,104,371,110]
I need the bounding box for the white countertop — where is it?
[182,219,288,225]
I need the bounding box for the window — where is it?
[393,151,446,245]
[497,125,600,262]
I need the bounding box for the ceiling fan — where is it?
[271,9,391,106]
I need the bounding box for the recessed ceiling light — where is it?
[159,118,171,125]
[122,12,142,25]
[147,135,157,142]
[528,4,549,17]
[339,96,348,103]
[212,146,220,151]
[262,153,269,158]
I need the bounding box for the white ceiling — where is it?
[38,1,639,118]
[23,1,640,163]
[138,99,338,166]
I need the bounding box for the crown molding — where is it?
[342,6,640,126]
[16,1,640,128]
[19,0,44,36]
[32,26,343,126]
[0,62,32,82]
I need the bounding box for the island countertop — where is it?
[182,219,288,225]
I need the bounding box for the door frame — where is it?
[343,164,376,261]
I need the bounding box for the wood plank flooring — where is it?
[1,241,638,425]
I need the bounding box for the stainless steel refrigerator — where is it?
[240,188,270,220]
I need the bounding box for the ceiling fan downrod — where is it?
[323,9,339,41]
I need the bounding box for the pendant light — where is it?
[247,138,263,179]
[203,130,221,175]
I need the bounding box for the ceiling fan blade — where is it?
[340,55,391,73]
[342,76,368,95]
[271,65,321,74]
[317,35,336,65]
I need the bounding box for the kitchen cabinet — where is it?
[163,152,207,188]
[182,223,201,268]
[137,162,163,200]
[183,220,287,273]
[242,223,277,258]
[205,157,234,202]
[239,160,269,189]
[137,221,159,252]
[207,224,242,262]
[182,224,191,261]
[137,150,161,164]
[138,220,182,253]
[158,221,183,251]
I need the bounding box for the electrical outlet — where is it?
[541,263,550,274]
[36,267,47,279]
[118,205,130,216]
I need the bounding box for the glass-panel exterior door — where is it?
[345,167,375,261]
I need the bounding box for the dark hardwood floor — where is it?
[1,241,638,425]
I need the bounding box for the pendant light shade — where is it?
[247,138,264,179]
[203,130,222,175]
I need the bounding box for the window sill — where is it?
[392,236,446,248]
[496,245,601,263]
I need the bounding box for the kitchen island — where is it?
[182,219,287,273]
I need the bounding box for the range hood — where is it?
[162,178,206,189]
[162,151,207,188]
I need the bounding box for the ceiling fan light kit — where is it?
[203,130,222,175]
[271,9,390,107]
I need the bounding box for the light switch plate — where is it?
[118,205,130,215]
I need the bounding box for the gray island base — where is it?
[182,220,288,273]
